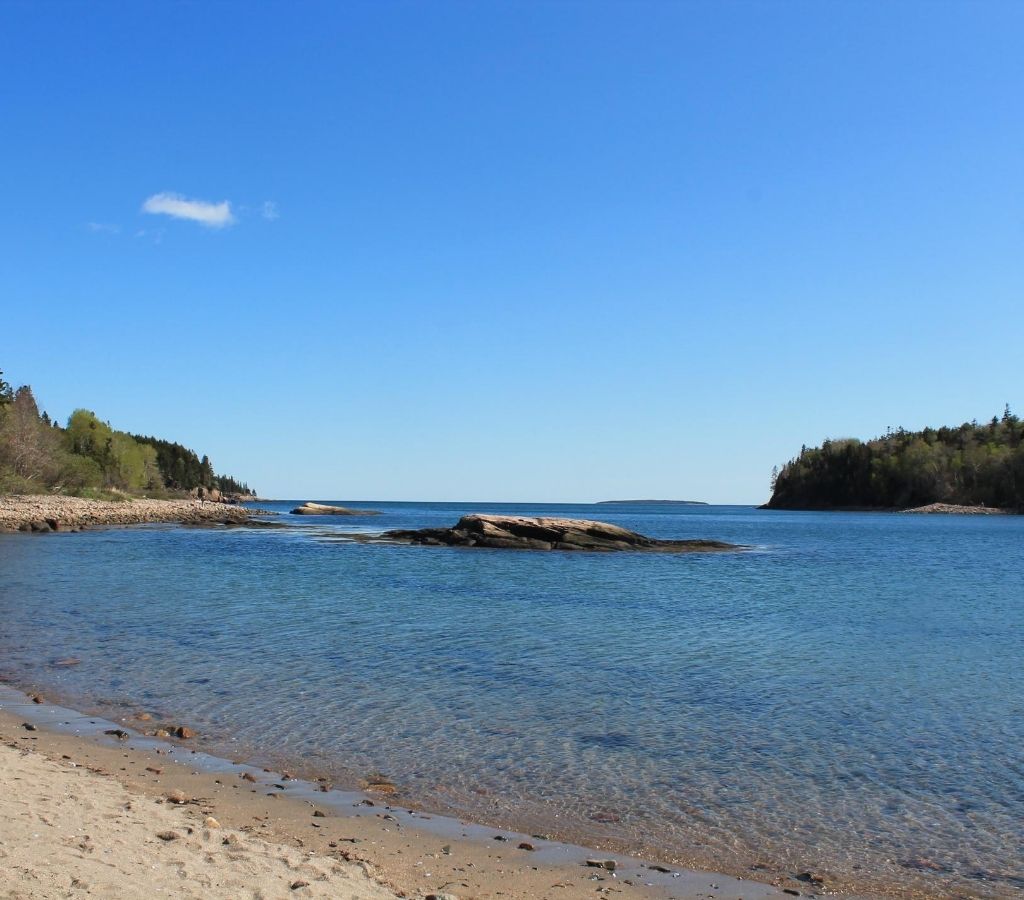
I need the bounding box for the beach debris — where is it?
[312,810,326,818]
[165,789,188,805]
[104,728,130,740]
[289,880,310,890]
[517,841,536,851]
[240,772,257,782]
[145,766,163,775]
[363,773,397,794]
[173,725,196,739]
[586,859,617,872]
[156,830,180,841]
[152,729,171,738]
[493,834,508,841]
[21,722,37,731]
[222,834,241,846]
[204,816,220,829]
[425,894,460,900]
[648,864,672,873]
[29,693,44,704]
[795,871,825,886]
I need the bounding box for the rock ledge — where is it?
[291,502,381,516]
[377,514,740,553]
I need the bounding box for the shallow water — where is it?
[1,502,1022,896]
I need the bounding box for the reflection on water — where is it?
[1,502,1022,897]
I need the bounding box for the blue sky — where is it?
[2,1,1022,502]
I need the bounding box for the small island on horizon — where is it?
[595,499,709,506]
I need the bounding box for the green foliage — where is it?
[0,366,256,497]
[0,370,13,407]
[768,409,1024,510]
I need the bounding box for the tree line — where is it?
[766,407,1024,510]
[0,368,255,498]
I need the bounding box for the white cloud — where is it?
[261,200,279,221]
[141,192,235,228]
[86,222,120,234]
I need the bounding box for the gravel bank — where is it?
[902,502,1011,515]
[0,495,271,533]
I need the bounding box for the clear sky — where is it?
[2,1,1021,503]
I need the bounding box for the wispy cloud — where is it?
[142,192,235,228]
[86,222,120,234]
[261,200,279,221]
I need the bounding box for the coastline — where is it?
[0,685,794,900]
[0,494,273,533]
[3,504,1017,899]
[759,501,1015,514]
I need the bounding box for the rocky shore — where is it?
[902,502,1010,515]
[378,514,741,553]
[0,495,272,533]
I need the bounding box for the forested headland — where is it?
[0,368,254,499]
[766,408,1024,511]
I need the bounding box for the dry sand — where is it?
[0,737,394,899]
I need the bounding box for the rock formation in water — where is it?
[377,514,739,553]
[291,502,381,516]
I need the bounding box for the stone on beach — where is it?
[377,514,741,553]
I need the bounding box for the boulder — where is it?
[291,502,381,516]
[378,515,740,553]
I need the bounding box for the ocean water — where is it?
[1,502,1022,897]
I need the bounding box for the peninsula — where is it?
[765,407,1024,512]
[0,495,269,533]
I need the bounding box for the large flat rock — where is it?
[378,514,740,553]
[292,502,381,516]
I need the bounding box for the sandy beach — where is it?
[0,693,795,900]
[0,495,269,533]
[0,736,394,899]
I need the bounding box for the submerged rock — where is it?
[375,514,741,554]
[291,502,381,516]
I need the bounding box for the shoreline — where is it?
[758,502,1016,514]
[0,494,274,533]
[0,684,795,900]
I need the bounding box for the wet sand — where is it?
[0,689,797,900]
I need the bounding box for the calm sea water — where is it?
[1,502,1022,897]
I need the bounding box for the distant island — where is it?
[596,499,708,506]
[765,407,1023,512]
[0,366,255,501]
